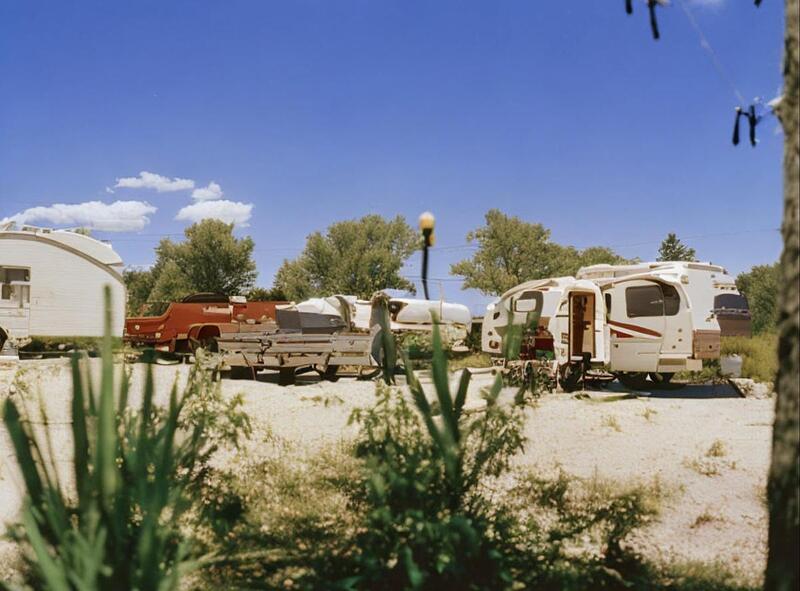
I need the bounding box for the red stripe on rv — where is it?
[608,320,662,337]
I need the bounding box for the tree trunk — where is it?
[765,1,799,589]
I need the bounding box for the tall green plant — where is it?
[347,320,531,590]
[2,287,247,590]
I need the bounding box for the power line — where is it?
[675,0,747,105]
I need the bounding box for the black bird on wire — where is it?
[733,105,760,147]
[626,0,668,40]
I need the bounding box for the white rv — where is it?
[577,261,747,336]
[482,263,728,389]
[0,225,126,351]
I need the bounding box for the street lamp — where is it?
[418,211,435,300]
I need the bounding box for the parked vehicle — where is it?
[576,261,751,337]
[216,294,473,383]
[124,293,286,353]
[482,262,732,390]
[0,224,126,353]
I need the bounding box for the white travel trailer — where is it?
[0,225,126,351]
[482,265,725,389]
[482,277,606,388]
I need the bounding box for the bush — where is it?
[2,288,250,591]
[720,334,777,384]
[345,322,532,590]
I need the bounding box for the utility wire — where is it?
[676,0,747,105]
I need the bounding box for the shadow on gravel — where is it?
[580,381,742,400]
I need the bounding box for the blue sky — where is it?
[0,0,785,312]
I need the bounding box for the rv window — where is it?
[514,291,543,313]
[625,285,664,318]
[604,293,612,315]
[662,284,680,316]
[713,293,749,311]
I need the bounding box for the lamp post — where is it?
[418,211,435,300]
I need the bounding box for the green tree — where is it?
[450,210,630,296]
[273,215,419,301]
[123,268,156,315]
[656,233,697,262]
[124,219,257,315]
[246,286,288,301]
[736,262,779,335]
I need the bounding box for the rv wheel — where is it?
[617,372,649,390]
[648,372,675,385]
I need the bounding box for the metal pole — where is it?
[421,228,432,300]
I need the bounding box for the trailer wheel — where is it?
[558,363,582,393]
[229,366,254,380]
[316,365,340,382]
[617,372,649,390]
[279,368,296,386]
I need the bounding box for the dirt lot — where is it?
[0,357,773,581]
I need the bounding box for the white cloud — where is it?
[192,181,224,201]
[114,171,195,192]
[2,200,157,232]
[175,200,253,226]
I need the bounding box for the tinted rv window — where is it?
[661,284,680,316]
[625,285,664,318]
[604,293,612,315]
[714,293,749,310]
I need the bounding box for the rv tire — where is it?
[648,372,675,385]
[617,372,649,390]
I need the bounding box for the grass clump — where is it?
[720,334,777,384]
[602,415,623,432]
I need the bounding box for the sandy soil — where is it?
[0,357,773,581]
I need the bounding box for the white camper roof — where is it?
[0,225,123,268]
[577,261,727,280]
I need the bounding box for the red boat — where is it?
[124,293,286,353]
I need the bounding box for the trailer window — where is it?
[0,267,30,302]
[604,293,612,315]
[626,285,664,318]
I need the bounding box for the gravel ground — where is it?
[0,357,773,582]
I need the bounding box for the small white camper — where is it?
[0,225,126,351]
[482,262,732,389]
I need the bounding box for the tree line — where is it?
[123,213,780,334]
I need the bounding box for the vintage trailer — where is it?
[577,261,751,337]
[124,293,287,353]
[0,225,126,352]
